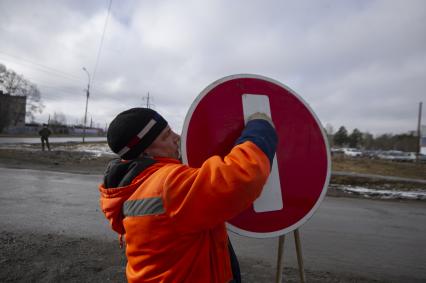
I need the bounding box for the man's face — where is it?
[144,126,181,159]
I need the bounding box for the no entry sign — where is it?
[181,74,330,238]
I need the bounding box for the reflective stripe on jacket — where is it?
[99,141,271,282]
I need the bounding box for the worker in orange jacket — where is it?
[99,107,277,282]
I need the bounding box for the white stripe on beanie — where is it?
[117,119,157,157]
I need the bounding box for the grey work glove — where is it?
[247,112,275,128]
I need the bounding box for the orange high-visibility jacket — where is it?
[99,141,271,283]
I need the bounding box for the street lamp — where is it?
[82,67,91,143]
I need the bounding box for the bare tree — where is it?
[0,63,44,123]
[50,112,67,126]
[325,123,334,135]
[324,123,334,147]
[0,64,6,76]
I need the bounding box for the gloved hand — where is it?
[247,112,275,128]
[236,112,278,166]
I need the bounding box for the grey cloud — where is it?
[0,0,425,135]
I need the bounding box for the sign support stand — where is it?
[275,229,306,283]
[275,234,285,283]
[294,229,306,283]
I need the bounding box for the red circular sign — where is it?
[181,74,330,238]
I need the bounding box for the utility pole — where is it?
[417,102,423,162]
[146,92,150,108]
[143,92,153,108]
[82,67,91,143]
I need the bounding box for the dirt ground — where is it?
[0,144,415,282]
[0,231,385,283]
[0,146,111,175]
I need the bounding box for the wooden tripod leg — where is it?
[294,229,306,283]
[275,235,286,283]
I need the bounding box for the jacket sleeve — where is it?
[235,119,277,166]
[163,119,278,232]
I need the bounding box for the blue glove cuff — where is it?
[235,119,278,166]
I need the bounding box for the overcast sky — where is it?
[0,0,425,135]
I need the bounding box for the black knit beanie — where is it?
[107,108,168,160]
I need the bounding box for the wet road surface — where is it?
[0,167,425,282]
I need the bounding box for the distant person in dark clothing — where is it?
[38,124,51,151]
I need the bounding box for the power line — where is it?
[1,1,114,101]
[31,78,109,96]
[90,0,113,90]
[39,89,82,98]
[19,74,83,92]
[0,51,82,82]
[37,84,82,93]
[1,57,110,94]
[31,82,82,97]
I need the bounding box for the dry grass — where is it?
[332,156,426,180]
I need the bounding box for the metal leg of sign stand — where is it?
[275,234,285,283]
[294,229,306,283]
[275,229,306,283]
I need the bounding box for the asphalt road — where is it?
[0,167,425,282]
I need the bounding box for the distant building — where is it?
[69,126,104,136]
[421,125,426,154]
[0,91,27,132]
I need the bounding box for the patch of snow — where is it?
[334,185,426,200]
[0,142,116,157]
[55,144,115,157]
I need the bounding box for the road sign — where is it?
[181,74,330,238]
